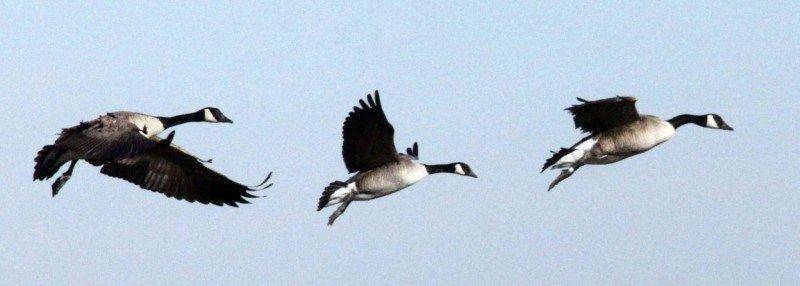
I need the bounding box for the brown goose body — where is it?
[318,91,477,225]
[352,154,429,200]
[584,115,676,165]
[542,96,732,191]
[33,108,270,206]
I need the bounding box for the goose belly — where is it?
[584,152,640,165]
[588,120,675,164]
[354,163,428,200]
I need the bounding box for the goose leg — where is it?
[548,164,582,191]
[328,192,356,225]
[52,160,77,197]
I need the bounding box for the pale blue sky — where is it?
[1,2,798,285]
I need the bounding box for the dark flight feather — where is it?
[566,96,640,133]
[99,135,271,207]
[34,118,158,180]
[341,90,399,173]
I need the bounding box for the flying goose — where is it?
[542,96,733,190]
[33,108,272,206]
[317,91,477,225]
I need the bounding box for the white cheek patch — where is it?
[204,109,218,122]
[706,115,719,129]
[454,164,465,175]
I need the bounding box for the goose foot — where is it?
[51,174,70,197]
[328,195,354,226]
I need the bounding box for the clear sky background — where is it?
[1,2,798,285]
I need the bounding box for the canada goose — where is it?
[318,91,477,225]
[542,96,733,190]
[33,108,272,206]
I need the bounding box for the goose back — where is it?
[53,114,160,164]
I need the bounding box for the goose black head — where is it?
[202,107,233,123]
[703,114,733,131]
[453,162,478,178]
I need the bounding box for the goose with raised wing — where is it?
[318,91,477,225]
[33,108,272,206]
[542,96,733,190]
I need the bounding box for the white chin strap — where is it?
[454,164,465,175]
[706,115,718,128]
[203,109,218,122]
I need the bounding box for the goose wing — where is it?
[566,96,640,133]
[341,90,400,173]
[99,132,272,207]
[50,114,159,165]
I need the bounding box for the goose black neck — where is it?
[667,114,704,129]
[424,163,456,175]
[158,111,204,129]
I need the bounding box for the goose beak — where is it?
[719,123,733,131]
[466,171,478,178]
[219,115,233,123]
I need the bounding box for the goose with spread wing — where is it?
[33,108,272,206]
[542,96,733,190]
[318,91,477,225]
